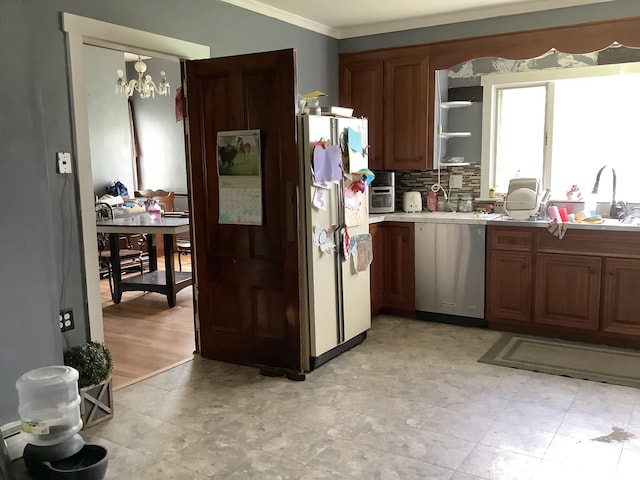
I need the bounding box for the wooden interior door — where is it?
[185,49,301,370]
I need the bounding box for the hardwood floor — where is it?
[100,253,196,390]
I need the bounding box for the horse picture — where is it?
[217,130,261,176]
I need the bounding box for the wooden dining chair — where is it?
[176,230,191,271]
[95,202,146,296]
[134,189,175,213]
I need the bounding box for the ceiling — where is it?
[220,0,613,39]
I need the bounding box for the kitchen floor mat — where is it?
[479,333,640,389]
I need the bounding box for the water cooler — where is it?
[15,366,108,479]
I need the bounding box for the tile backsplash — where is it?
[393,164,481,210]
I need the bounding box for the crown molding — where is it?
[219,0,340,38]
[220,0,614,40]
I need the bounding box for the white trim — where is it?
[219,0,613,39]
[218,0,339,38]
[62,13,210,342]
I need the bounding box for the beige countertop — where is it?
[370,211,640,232]
[369,211,502,225]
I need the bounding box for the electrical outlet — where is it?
[56,152,72,174]
[59,309,74,332]
[450,174,463,189]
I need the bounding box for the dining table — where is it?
[95,214,192,307]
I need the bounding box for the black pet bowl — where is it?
[24,439,108,480]
[23,434,85,479]
[45,444,109,480]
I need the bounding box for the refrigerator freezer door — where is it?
[300,115,340,358]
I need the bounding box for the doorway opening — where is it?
[63,13,210,388]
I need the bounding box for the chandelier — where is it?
[115,56,170,99]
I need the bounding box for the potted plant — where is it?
[63,341,114,429]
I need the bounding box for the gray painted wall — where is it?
[131,58,187,195]
[86,45,136,197]
[1,0,640,425]
[0,0,337,426]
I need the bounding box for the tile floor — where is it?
[61,317,640,478]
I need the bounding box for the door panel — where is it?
[534,253,600,330]
[186,49,301,369]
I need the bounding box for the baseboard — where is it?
[310,332,367,370]
[416,311,488,329]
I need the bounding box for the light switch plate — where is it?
[57,152,72,174]
[450,174,463,189]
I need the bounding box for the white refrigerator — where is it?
[297,114,372,371]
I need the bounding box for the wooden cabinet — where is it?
[339,60,383,170]
[486,227,533,323]
[340,48,430,170]
[369,223,385,314]
[487,225,640,348]
[383,54,429,170]
[383,223,415,310]
[602,258,640,336]
[487,250,532,323]
[369,222,415,314]
[534,253,600,330]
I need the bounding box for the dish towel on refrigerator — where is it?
[547,219,568,240]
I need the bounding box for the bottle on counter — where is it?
[447,195,459,212]
[427,191,438,211]
[458,195,473,213]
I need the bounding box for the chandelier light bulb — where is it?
[115,56,170,99]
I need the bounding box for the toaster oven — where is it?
[369,171,395,213]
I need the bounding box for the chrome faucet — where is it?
[591,165,619,218]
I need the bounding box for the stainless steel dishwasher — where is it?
[415,223,485,319]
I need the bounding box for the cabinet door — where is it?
[369,223,385,314]
[383,54,429,170]
[602,258,640,335]
[487,250,532,322]
[534,253,600,330]
[384,223,415,310]
[339,59,384,171]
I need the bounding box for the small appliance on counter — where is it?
[503,177,540,220]
[369,171,395,213]
[403,191,422,213]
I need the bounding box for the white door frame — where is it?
[62,13,210,341]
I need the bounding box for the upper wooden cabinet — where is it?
[340,48,430,171]
[383,55,429,170]
[339,60,383,170]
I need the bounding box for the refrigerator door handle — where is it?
[334,225,345,344]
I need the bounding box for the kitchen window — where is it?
[481,63,640,203]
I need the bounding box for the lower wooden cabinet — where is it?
[602,258,640,336]
[487,250,532,323]
[534,253,600,330]
[369,223,385,314]
[369,222,415,314]
[487,225,640,347]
